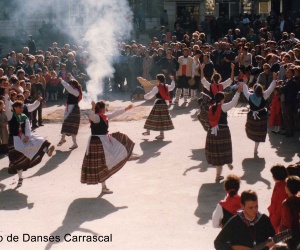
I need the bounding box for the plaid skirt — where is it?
[81,132,135,184]
[205,127,232,166]
[245,112,268,142]
[197,93,211,132]
[144,102,174,131]
[7,137,50,174]
[61,105,80,136]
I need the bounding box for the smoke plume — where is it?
[5,0,133,105]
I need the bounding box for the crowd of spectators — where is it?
[0,9,299,249]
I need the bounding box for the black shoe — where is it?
[38,124,44,126]
[32,124,38,129]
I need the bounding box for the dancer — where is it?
[198,63,235,132]
[212,174,241,228]
[205,84,243,182]
[81,101,135,194]
[57,76,82,150]
[4,88,55,186]
[243,72,277,154]
[200,63,235,99]
[142,74,175,139]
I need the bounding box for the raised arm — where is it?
[221,84,242,112]
[168,76,176,91]
[242,75,251,100]
[88,110,100,123]
[61,79,79,97]
[144,86,158,100]
[200,64,211,91]
[27,99,41,112]
[107,104,133,120]
[263,73,277,99]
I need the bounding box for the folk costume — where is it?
[5,95,54,185]
[81,106,134,194]
[198,70,233,132]
[197,92,212,132]
[214,211,275,250]
[212,192,241,228]
[205,91,240,181]
[201,77,233,99]
[143,80,175,139]
[58,80,82,149]
[175,55,195,103]
[242,80,276,153]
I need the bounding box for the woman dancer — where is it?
[81,101,135,194]
[200,63,235,99]
[57,75,82,150]
[243,72,277,154]
[4,89,55,186]
[142,74,175,140]
[205,84,243,182]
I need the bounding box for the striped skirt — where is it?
[8,137,50,174]
[197,93,211,132]
[61,105,80,136]
[144,102,174,131]
[81,132,135,185]
[245,112,268,142]
[205,127,232,166]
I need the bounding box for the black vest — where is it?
[67,93,78,105]
[91,116,108,135]
[219,111,228,125]
[221,207,234,227]
[155,91,167,104]
[8,114,27,137]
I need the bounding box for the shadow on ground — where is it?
[183,148,212,175]
[169,100,198,119]
[27,150,72,179]
[0,167,14,184]
[268,130,300,163]
[241,156,271,189]
[0,189,34,210]
[195,183,224,225]
[45,198,127,250]
[137,139,171,164]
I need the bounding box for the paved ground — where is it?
[0,93,299,250]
